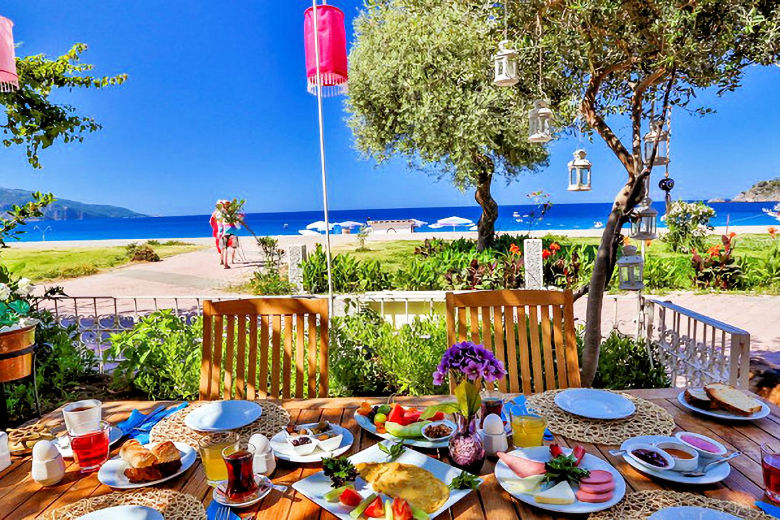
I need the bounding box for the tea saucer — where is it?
[212,474,273,508]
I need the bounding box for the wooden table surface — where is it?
[1,388,778,520]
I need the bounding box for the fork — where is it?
[215,505,231,520]
[681,451,741,477]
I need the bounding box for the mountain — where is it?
[0,188,146,220]
[733,179,780,202]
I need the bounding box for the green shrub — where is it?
[329,308,392,396]
[691,234,742,290]
[249,270,297,295]
[302,245,392,293]
[756,242,780,287]
[583,330,671,390]
[126,243,160,262]
[662,200,715,253]
[644,256,690,290]
[107,310,202,400]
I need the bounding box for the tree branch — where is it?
[631,68,668,175]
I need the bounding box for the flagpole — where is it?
[311,0,335,317]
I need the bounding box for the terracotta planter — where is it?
[0,324,36,383]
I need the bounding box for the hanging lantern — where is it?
[630,198,659,240]
[528,99,553,143]
[618,244,644,291]
[304,4,348,98]
[0,16,18,93]
[643,121,669,166]
[493,40,519,87]
[567,149,592,191]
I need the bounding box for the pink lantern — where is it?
[0,16,18,93]
[304,4,348,97]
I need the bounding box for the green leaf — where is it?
[420,401,461,419]
[454,380,481,418]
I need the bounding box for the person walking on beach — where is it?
[219,220,240,268]
[210,198,246,269]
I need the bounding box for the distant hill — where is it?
[0,188,146,220]
[733,178,780,202]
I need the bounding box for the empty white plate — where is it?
[554,389,636,420]
[649,506,739,520]
[76,505,164,520]
[184,401,262,431]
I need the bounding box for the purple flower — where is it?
[433,341,507,386]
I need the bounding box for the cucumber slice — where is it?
[408,502,429,520]
[323,484,353,502]
[350,493,378,519]
[384,499,394,520]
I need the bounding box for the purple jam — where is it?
[681,434,719,453]
[631,448,669,468]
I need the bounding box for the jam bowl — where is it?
[674,432,727,461]
[655,441,699,472]
[626,442,675,472]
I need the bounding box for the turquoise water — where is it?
[18,201,778,242]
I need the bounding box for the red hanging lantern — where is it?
[304,3,348,98]
[0,16,18,93]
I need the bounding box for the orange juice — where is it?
[199,434,239,485]
[511,415,547,447]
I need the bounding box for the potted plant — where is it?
[0,267,38,383]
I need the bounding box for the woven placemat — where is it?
[525,389,675,445]
[149,400,290,448]
[40,489,206,520]
[589,490,773,520]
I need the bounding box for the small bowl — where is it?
[286,434,317,456]
[655,441,699,472]
[313,430,343,452]
[626,442,675,472]
[674,432,727,461]
[421,420,456,442]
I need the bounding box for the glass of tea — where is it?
[68,420,110,473]
[762,443,780,504]
[199,433,239,486]
[62,399,102,436]
[480,390,504,429]
[222,443,259,501]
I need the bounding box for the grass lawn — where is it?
[1,241,205,282]
[333,240,422,272]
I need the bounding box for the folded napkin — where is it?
[509,396,554,441]
[117,402,188,444]
[206,499,241,520]
[756,500,780,519]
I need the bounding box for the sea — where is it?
[16,201,779,242]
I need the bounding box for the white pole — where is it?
[311,0,334,316]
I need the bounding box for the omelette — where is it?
[356,462,450,513]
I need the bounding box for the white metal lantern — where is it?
[493,40,519,87]
[567,149,592,191]
[643,121,669,166]
[630,198,658,240]
[618,244,644,291]
[528,99,553,143]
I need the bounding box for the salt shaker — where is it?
[249,433,277,476]
[0,431,10,472]
[31,440,65,486]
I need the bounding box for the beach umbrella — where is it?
[0,16,19,93]
[306,220,335,232]
[337,221,364,228]
[298,229,321,236]
[428,223,444,229]
[435,216,475,231]
[468,225,479,231]
[410,219,428,228]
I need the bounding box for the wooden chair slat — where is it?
[295,314,305,398]
[199,305,213,400]
[224,315,235,400]
[247,316,258,400]
[210,315,224,400]
[283,315,293,399]
[236,315,247,400]
[469,307,480,344]
[457,306,467,342]
[307,313,317,398]
[527,306,544,393]
[514,305,531,395]
[492,306,507,393]
[552,304,568,389]
[480,306,492,355]
[271,315,282,398]
[319,315,329,397]
[540,306,556,391]
[504,306,520,394]
[563,290,581,388]
[259,315,269,399]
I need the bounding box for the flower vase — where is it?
[448,413,485,475]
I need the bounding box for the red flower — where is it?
[549,243,561,253]
[542,249,552,260]
[707,245,721,257]
[769,227,777,239]
[728,231,737,239]
[509,243,521,255]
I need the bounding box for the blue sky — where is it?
[1,1,779,217]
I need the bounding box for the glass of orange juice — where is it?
[510,413,547,448]
[199,432,239,486]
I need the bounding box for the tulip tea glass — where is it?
[762,443,780,504]
[222,443,259,501]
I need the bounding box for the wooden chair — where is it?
[199,298,329,400]
[445,289,581,394]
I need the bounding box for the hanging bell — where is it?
[493,40,519,87]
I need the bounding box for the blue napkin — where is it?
[509,396,554,440]
[206,500,241,520]
[117,402,188,444]
[756,501,780,519]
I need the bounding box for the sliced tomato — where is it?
[363,496,385,518]
[338,487,362,507]
[573,445,587,466]
[392,497,413,520]
[430,411,445,421]
[549,443,564,458]
[386,404,406,424]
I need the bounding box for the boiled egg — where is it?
[483,413,504,435]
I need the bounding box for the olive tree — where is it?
[346,0,570,250]
[506,0,780,384]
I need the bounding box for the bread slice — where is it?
[704,383,763,416]
[684,388,715,410]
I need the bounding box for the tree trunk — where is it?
[474,161,497,252]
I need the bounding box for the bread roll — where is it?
[151,441,181,464]
[120,439,157,468]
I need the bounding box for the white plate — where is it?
[55,426,123,459]
[292,440,481,519]
[676,391,771,421]
[270,425,354,462]
[554,389,636,420]
[212,474,273,508]
[184,401,262,432]
[354,412,447,449]
[76,505,163,520]
[649,506,740,520]
[495,446,626,514]
[619,436,731,485]
[97,441,197,489]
